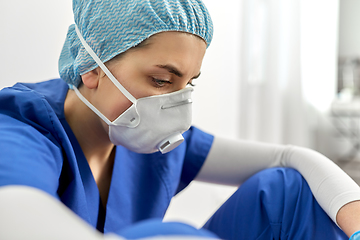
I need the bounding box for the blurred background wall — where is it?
[1,0,359,229]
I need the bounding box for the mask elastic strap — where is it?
[74,24,137,104]
[72,85,113,126]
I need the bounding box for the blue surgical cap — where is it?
[59,0,214,87]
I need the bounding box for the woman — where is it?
[0,0,360,239]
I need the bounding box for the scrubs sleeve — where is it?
[176,126,214,193]
[0,114,63,198]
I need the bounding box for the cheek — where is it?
[105,93,133,122]
[102,63,151,118]
[118,75,154,99]
[107,98,133,122]
[126,84,152,99]
[96,82,133,122]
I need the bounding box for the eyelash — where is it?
[152,78,172,88]
[151,78,196,88]
[187,81,196,87]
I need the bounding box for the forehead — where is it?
[107,31,207,78]
[121,31,207,63]
[109,31,206,64]
[142,32,206,65]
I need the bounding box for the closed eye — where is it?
[187,81,196,87]
[152,78,172,88]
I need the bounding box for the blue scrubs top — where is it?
[0,79,214,234]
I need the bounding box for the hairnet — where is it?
[58,0,213,87]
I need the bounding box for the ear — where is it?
[80,68,101,89]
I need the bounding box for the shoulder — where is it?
[0,79,69,144]
[0,79,68,115]
[0,79,70,194]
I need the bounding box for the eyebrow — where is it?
[156,64,201,79]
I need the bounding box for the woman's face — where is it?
[94,31,207,122]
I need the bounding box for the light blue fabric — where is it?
[350,231,360,240]
[59,0,213,87]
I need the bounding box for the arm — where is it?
[195,136,360,236]
[337,201,360,238]
[0,185,123,240]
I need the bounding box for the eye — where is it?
[187,80,196,87]
[151,78,172,88]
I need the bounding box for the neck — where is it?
[64,88,115,207]
[65,88,115,175]
[64,89,114,159]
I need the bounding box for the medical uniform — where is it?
[0,79,348,239]
[0,79,213,232]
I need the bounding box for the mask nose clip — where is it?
[158,133,184,153]
[161,99,192,109]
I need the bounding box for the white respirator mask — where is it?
[73,25,193,154]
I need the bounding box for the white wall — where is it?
[338,0,360,57]
[0,1,73,87]
[301,0,339,112]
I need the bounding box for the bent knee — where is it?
[235,167,308,202]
